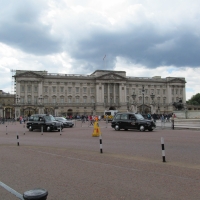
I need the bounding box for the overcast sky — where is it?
[0,0,200,100]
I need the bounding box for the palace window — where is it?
[44,87,48,93]
[52,87,56,93]
[44,96,48,103]
[27,85,31,93]
[60,87,64,93]
[76,96,79,103]
[20,97,24,103]
[163,89,165,95]
[52,96,56,103]
[83,96,87,103]
[34,96,38,104]
[91,97,95,103]
[91,88,94,94]
[83,87,87,93]
[68,87,72,93]
[68,97,72,103]
[34,86,38,92]
[60,96,64,103]
[28,96,31,104]
[76,87,79,93]
[21,85,25,92]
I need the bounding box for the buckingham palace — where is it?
[11,69,186,118]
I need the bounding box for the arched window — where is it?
[44,96,48,103]
[68,96,72,103]
[91,97,95,103]
[76,96,79,103]
[52,96,56,104]
[60,96,64,103]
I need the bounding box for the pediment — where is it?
[168,78,186,83]
[96,72,126,80]
[14,71,44,78]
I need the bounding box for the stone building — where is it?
[11,69,186,118]
[0,90,15,118]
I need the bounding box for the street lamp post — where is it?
[150,93,155,114]
[142,86,145,114]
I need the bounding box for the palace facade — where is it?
[10,70,186,119]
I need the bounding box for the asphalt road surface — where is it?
[0,120,200,200]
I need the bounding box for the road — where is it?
[0,120,200,200]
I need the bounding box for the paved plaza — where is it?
[0,120,200,200]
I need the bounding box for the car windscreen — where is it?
[135,114,144,120]
[44,115,55,121]
[105,112,111,115]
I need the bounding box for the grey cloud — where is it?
[0,0,62,55]
[68,22,200,70]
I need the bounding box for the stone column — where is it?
[119,83,126,103]
[38,81,43,97]
[182,86,186,103]
[0,108,3,117]
[167,85,172,104]
[108,83,110,103]
[15,107,21,120]
[16,81,21,102]
[96,83,100,102]
[25,82,27,103]
[102,83,105,103]
[113,83,116,103]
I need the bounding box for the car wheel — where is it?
[139,125,145,131]
[46,126,51,132]
[114,124,120,131]
[29,126,33,131]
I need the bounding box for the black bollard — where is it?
[23,188,48,200]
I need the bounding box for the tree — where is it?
[186,93,200,105]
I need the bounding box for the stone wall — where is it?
[174,110,200,119]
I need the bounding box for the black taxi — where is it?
[111,112,156,131]
[27,114,63,132]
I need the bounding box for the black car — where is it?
[54,117,74,128]
[111,112,156,131]
[27,114,63,132]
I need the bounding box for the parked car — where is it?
[54,117,74,128]
[27,114,63,132]
[111,112,156,131]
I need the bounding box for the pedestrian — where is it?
[161,114,164,122]
[19,116,22,124]
[89,115,93,126]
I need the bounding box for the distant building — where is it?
[0,90,15,118]
[11,70,187,118]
